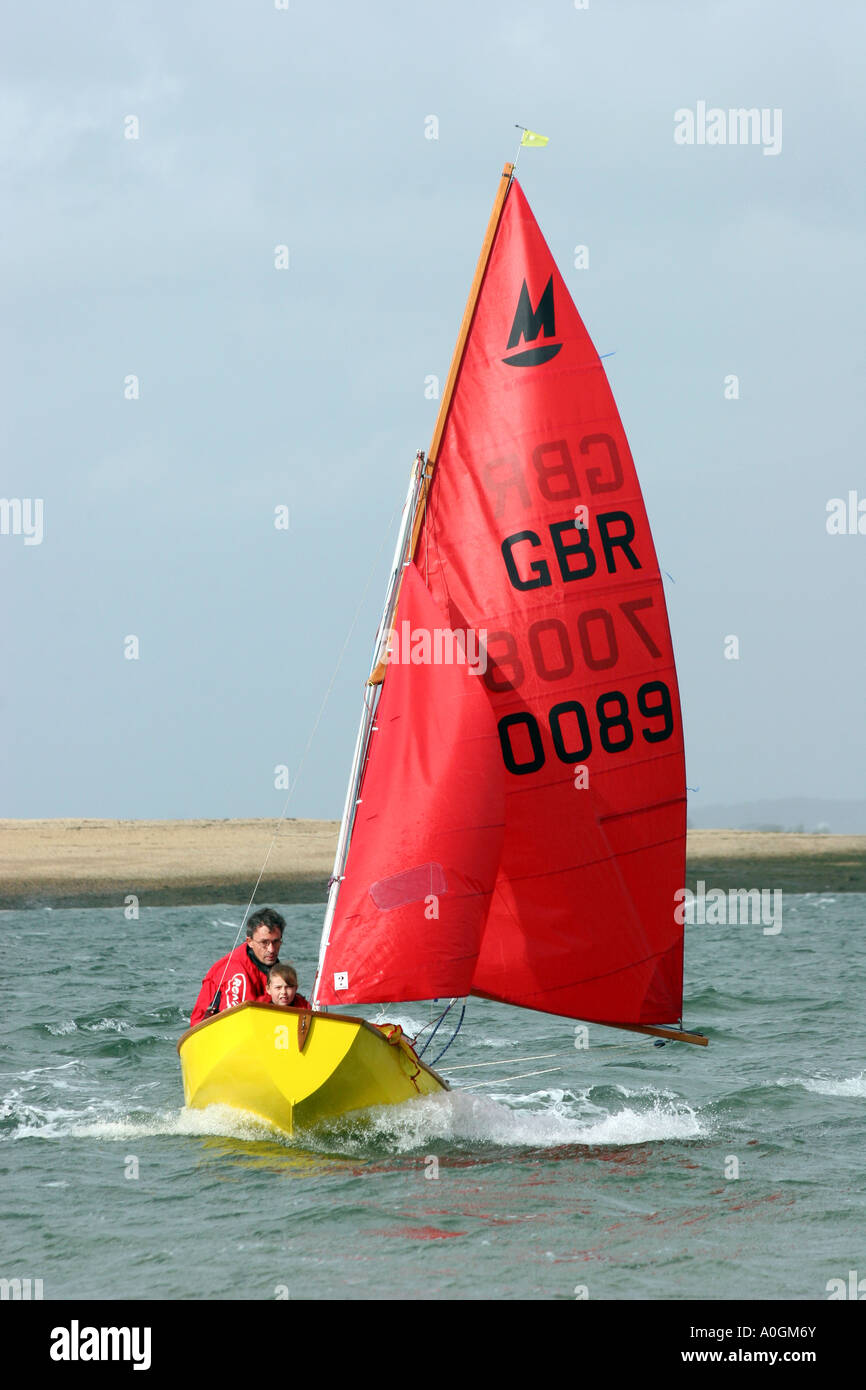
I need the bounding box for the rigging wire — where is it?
[312,453,428,1004]
[206,497,405,1010]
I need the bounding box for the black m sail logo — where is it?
[502,275,562,367]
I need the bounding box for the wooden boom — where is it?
[598,1021,709,1047]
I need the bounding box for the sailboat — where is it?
[178,161,705,1136]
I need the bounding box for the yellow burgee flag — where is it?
[520,129,549,147]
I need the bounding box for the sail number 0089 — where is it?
[497,681,674,775]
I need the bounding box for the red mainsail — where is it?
[319,174,686,1025]
[416,177,686,1024]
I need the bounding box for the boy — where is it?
[265,962,310,1010]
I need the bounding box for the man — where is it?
[190,908,285,1025]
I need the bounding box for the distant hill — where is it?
[687,798,866,835]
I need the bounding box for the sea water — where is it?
[1,897,863,1301]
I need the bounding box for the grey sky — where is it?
[2,1,864,819]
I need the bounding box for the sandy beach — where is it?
[1,819,864,908]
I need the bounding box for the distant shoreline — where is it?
[1,819,865,908]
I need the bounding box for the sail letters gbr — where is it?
[415,179,687,1024]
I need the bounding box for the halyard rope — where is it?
[429,1001,466,1066]
[414,998,460,1057]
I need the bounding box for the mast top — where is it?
[427,162,514,469]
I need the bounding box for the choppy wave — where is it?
[68,1105,281,1144]
[306,1084,706,1154]
[4,1100,279,1144]
[1,895,863,1301]
[1,1080,706,1153]
[779,1072,866,1098]
[44,1016,131,1036]
[9,1061,82,1081]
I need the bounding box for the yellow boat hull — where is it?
[177,1003,448,1135]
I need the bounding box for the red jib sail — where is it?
[320,174,685,1025]
[414,177,686,1024]
[315,562,505,1005]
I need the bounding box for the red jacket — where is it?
[191,944,273,1025]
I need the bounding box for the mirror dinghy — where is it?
[178,161,706,1137]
